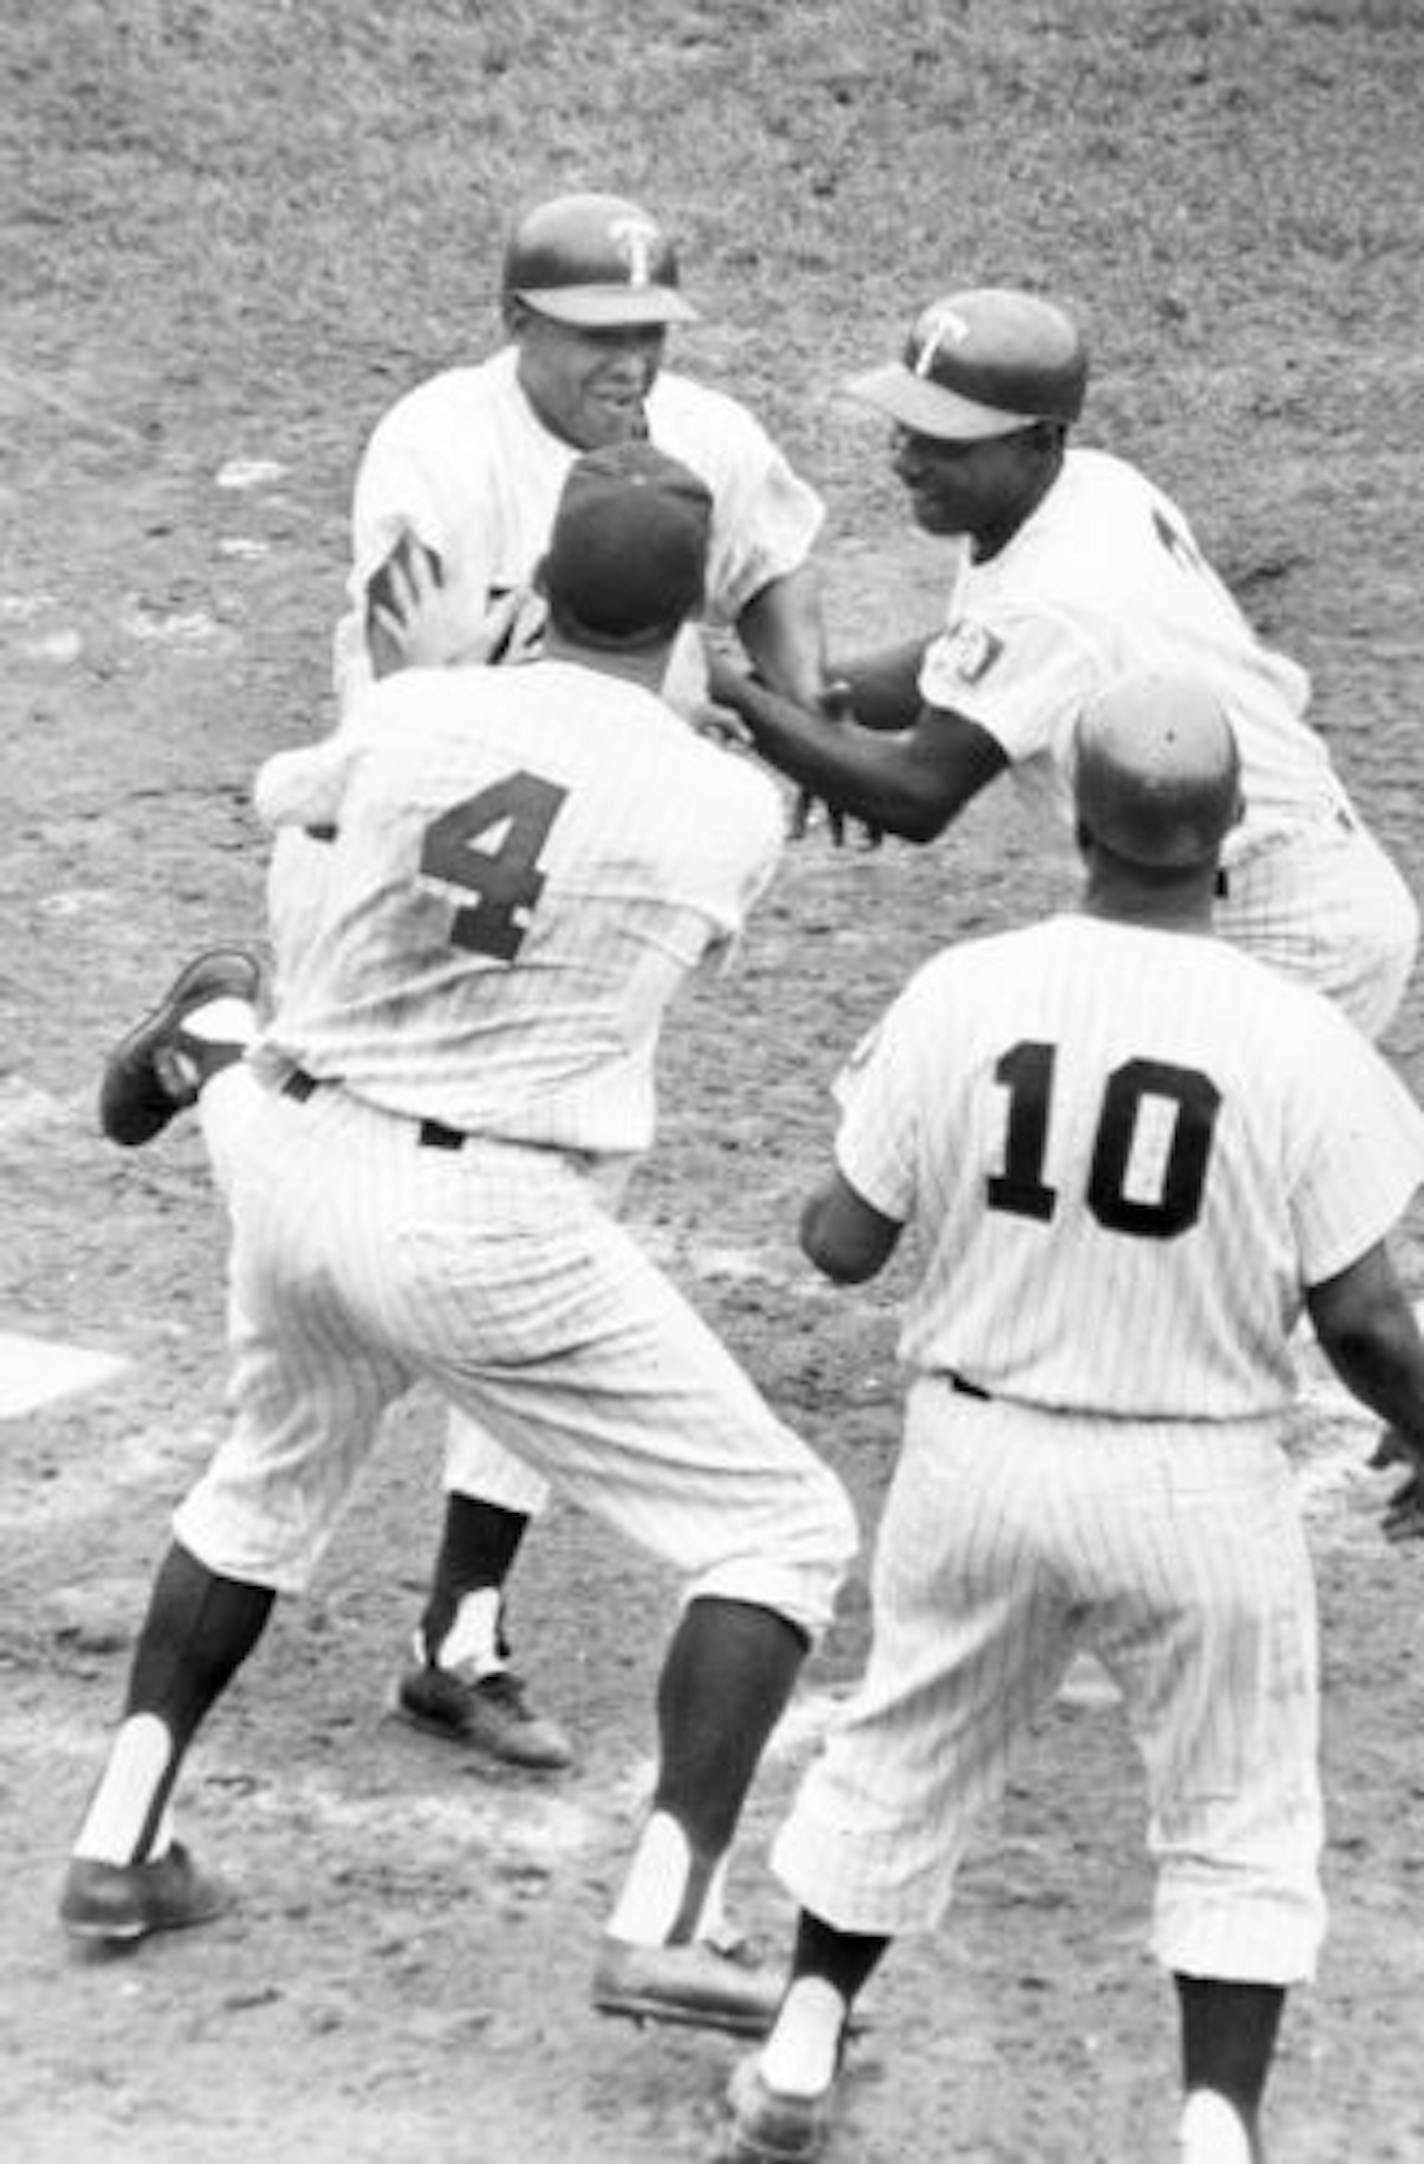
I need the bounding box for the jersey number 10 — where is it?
[988,1040,1222,1239]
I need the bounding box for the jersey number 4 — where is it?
[989,1041,1221,1239]
[420,772,568,961]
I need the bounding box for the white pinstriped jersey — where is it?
[833,913,1424,1416]
[331,347,824,707]
[918,449,1348,866]
[251,662,784,1153]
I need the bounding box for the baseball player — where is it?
[709,287,1419,1042]
[97,189,834,1773]
[62,443,858,2047]
[723,672,1424,2164]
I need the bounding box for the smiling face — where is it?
[888,422,1043,540]
[887,419,1071,564]
[510,301,668,451]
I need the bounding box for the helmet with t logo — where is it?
[502,193,699,326]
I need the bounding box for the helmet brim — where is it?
[514,285,700,327]
[843,363,1038,442]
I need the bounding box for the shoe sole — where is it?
[390,1693,573,1773]
[593,1983,873,2045]
[100,949,260,1145]
[723,2071,835,2164]
[723,2134,824,2164]
[592,1990,774,2040]
[61,1891,228,1944]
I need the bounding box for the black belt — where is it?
[279,1069,467,1152]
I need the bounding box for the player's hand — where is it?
[1369,1428,1424,1543]
[690,700,753,747]
[368,538,542,673]
[789,793,881,848]
[703,646,754,717]
[483,584,549,666]
[793,680,883,850]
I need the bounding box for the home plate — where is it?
[0,1331,130,1419]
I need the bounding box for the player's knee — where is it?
[789,1460,861,1615]
[692,1463,857,1644]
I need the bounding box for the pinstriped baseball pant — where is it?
[1217,810,1417,1040]
[202,1061,594,1524]
[177,1084,854,1639]
[772,1381,1326,1984]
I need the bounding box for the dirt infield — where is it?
[3,4,1423,2158]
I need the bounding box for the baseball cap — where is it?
[1073,671,1242,869]
[542,440,713,644]
[845,289,1087,441]
[502,192,700,327]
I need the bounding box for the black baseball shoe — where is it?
[395,1659,575,1771]
[98,948,261,1146]
[593,1937,874,2045]
[594,1934,788,2039]
[59,1841,229,1943]
[722,2052,842,2161]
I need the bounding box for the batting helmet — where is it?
[1073,671,1242,869]
[502,193,699,327]
[847,289,1087,441]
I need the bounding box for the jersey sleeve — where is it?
[334,383,505,711]
[253,693,399,831]
[1289,1015,1424,1284]
[828,982,934,1224]
[709,441,824,625]
[657,381,825,627]
[918,604,1100,764]
[682,754,786,970]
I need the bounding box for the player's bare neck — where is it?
[1080,881,1217,936]
[971,452,1063,563]
[1080,852,1219,934]
[542,623,674,693]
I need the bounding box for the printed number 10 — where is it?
[987,1040,1221,1239]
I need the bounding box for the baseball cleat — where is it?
[592,1936,874,2044]
[59,1841,230,1944]
[593,1933,789,2038]
[394,1661,574,1771]
[722,2054,840,2162]
[98,947,262,1146]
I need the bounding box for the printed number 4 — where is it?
[988,1039,1221,1239]
[420,771,568,961]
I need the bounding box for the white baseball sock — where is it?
[758,1977,847,2097]
[71,1713,174,1865]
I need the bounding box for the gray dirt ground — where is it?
[3,3,1423,2158]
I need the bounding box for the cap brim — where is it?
[843,362,1035,441]
[515,286,700,327]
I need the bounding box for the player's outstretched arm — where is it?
[830,639,933,733]
[704,647,1007,844]
[1306,1241,1424,1539]
[800,1169,902,1285]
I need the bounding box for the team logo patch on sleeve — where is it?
[942,620,1003,685]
